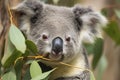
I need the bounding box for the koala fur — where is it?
[12,0,107,80]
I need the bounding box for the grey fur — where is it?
[12,0,107,80]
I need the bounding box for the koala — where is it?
[12,0,107,80]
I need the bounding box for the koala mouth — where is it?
[43,52,64,62]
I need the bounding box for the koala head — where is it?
[12,0,107,64]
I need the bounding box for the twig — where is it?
[14,55,95,80]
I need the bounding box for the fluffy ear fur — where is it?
[11,0,43,17]
[11,0,44,34]
[73,5,108,43]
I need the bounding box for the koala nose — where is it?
[52,37,63,55]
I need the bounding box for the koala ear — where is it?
[11,0,43,16]
[73,5,108,43]
[11,0,44,35]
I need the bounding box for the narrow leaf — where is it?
[2,49,22,68]
[1,37,15,67]
[96,55,107,80]
[104,21,120,45]
[9,24,26,53]
[14,60,23,80]
[115,9,120,19]
[31,68,56,80]
[26,40,38,54]
[30,61,42,78]
[92,38,104,69]
[90,72,95,80]
[83,43,94,55]
[1,68,16,80]
[1,36,22,68]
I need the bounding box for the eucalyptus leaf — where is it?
[31,68,56,80]
[96,55,107,80]
[1,68,16,80]
[83,43,94,55]
[30,61,42,78]
[115,9,120,19]
[9,24,26,53]
[23,49,31,57]
[92,38,104,69]
[26,40,38,54]
[14,60,23,80]
[1,37,15,67]
[104,21,120,45]
[90,72,95,80]
[2,49,22,68]
[101,8,108,16]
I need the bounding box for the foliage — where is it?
[92,38,104,70]
[1,0,120,80]
[115,9,120,19]
[84,38,104,70]
[104,21,120,45]
[2,68,16,80]
[30,61,56,80]
[1,24,55,80]
[96,55,107,80]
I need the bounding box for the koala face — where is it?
[12,0,107,64]
[25,4,81,63]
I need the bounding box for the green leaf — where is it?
[1,68,16,80]
[90,72,95,80]
[101,8,108,16]
[23,49,31,57]
[30,61,42,78]
[31,68,56,80]
[96,55,107,80]
[1,36,22,68]
[92,38,104,70]
[2,49,22,68]
[26,40,38,54]
[1,37,15,67]
[9,24,26,53]
[14,60,23,80]
[83,43,94,55]
[104,21,120,45]
[115,9,120,19]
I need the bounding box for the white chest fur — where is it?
[49,53,86,80]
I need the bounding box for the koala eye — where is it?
[19,12,26,16]
[42,34,48,40]
[30,15,38,24]
[65,36,71,42]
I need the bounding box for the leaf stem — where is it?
[14,55,95,80]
